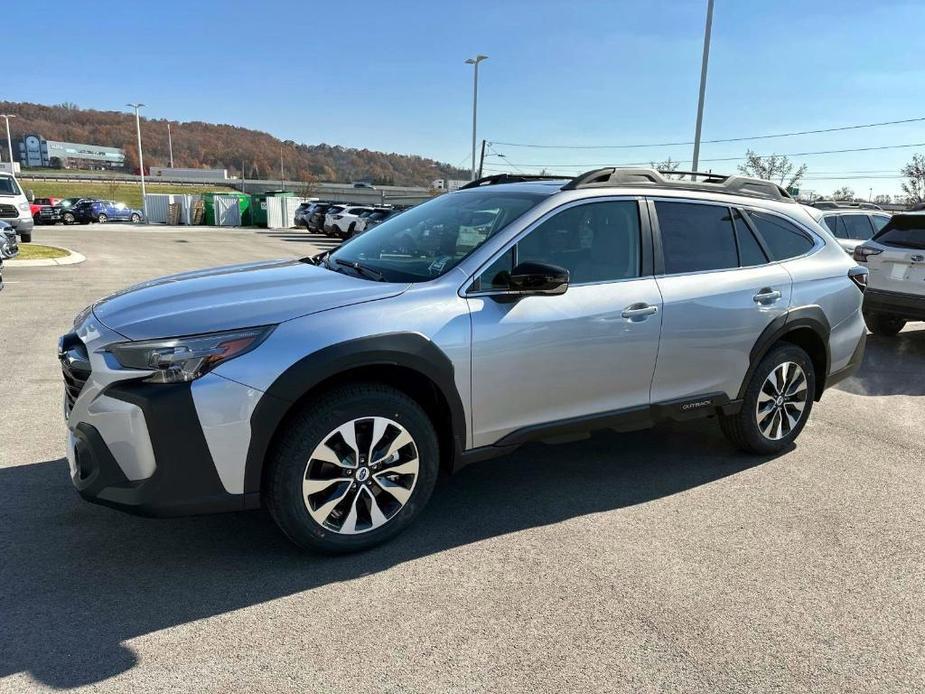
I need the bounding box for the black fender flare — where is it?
[738,306,831,401]
[244,333,467,495]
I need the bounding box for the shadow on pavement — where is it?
[836,325,925,396]
[0,420,774,688]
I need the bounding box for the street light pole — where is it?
[127,103,147,219]
[465,55,488,181]
[0,114,16,164]
[167,122,174,168]
[691,0,714,173]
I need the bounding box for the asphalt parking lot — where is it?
[1,225,923,693]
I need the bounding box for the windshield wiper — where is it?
[299,251,328,266]
[334,258,385,282]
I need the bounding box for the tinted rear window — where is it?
[874,215,925,250]
[656,201,738,274]
[748,211,815,260]
[841,214,874,240]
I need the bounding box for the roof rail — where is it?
[458,173,567,190]
[560,167,794,203]
[810,200,883,211]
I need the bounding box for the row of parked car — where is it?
[32,197,146,226]
[293,201,407,239]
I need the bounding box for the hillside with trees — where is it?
[1,101,469,186]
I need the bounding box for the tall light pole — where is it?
[465,54,488,181]
[127,103,147,219]
[167,122,174,168]
[0,114,16,164]
[691,0,714,173]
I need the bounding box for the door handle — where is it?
[622,303,658,319]
[753,288,782,304]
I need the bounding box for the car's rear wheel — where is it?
[266,384,439,553]
[719,343,815,455]
[130,213,141,223]
[97,213,108,223]
[863,311,905,336]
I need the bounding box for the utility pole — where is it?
[279,145,284,187]
[0,114,16,164]
[167,122,174,168]
[127,104,147,219]
[477,139,487,179]
[691,0,714,173]
[465,55,488,181]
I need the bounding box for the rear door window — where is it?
[732,209,768,266]
[655,201,738,274]
[841,214,875,240]
[747,211,815,261]
[822,215,842,237]
[871,214,891,232]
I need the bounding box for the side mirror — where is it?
[26,189,35,202]
[508,261,569,296]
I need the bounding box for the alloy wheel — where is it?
[302,416,419,535]
[755,361,808,440]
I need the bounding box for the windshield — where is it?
[328,189,546,282]
[874,215,925,249]
[0,177,22,196]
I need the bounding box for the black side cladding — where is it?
[244,334,467,495]
[101,380,246,516]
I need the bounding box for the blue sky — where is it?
[10,0,925,196]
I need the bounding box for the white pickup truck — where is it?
[0,171,34,242]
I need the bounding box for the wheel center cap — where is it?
[775,396,784,407]
[356,467,370,482]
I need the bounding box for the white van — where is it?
[0,172,34,242]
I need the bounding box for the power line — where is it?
[484,140,925,169]
[490,115,925,150]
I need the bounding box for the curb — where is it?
[6,247,86,267]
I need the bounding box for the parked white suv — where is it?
[325,205,374,238]
[803,205,890,255]
[0,172,35,243]
[854,211,925,334]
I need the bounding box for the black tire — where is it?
[130,213,141,223]
[97,213,108,223]
[265,383,440,553]
[63,212,75,224]
[20,232,32,243]
[719,343,815,455]
[863,311,905,336]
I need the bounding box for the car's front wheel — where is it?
[63,212,75,224]
[266,384,439,553]
[130,213,141,223]
[19,231,32,243]
[719,343,815,455]
[863,311,905,336]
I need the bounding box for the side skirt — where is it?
[453,393,741,472]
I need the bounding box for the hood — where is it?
[92,258,409,340]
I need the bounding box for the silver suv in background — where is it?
[60,168,868,553]
[853,211,925,334]
[803,203,891,255]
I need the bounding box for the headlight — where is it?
[109,326,274,384]
[19,202,31,212]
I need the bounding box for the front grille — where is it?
[59,333,91,413]
[0,204,17,219]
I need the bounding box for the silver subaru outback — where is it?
[60,168,868,552]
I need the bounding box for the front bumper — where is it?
[62,317,261,517]
[67,381,256,517]
[863,288,925,322]
[7,217,33,234]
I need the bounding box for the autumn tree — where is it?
[737,150,807,188]
[900,153,925,204]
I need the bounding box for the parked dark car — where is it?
[305,202,336,232]
[71,199,145,224]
